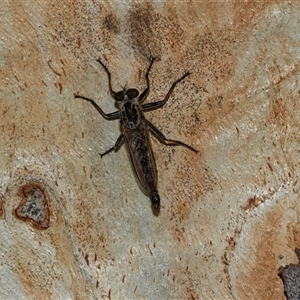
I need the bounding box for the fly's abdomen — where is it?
[122,120,158,195]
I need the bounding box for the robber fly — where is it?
[75,57,198,216]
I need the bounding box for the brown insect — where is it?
[75,58,197,216]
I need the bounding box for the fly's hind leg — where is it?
[146,120,198,153]
[100,134,124,157]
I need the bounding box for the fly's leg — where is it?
[146,120,198,153]
[96,58,117,99]
[100,134,124,157]
[150,190,160,216]
[138,57,156,103]
[74,94,119,120]
[141,72,190,111]
[75,94,122,154]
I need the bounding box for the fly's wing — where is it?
[121,120,157,194]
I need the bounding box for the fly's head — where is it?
[115,88,143,129]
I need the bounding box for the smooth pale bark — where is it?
[0,2,299,299]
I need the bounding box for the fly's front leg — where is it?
[138,57,156,103]
[141,72,191,111]
[146,120,198,153]
[96,58,116,99]
[100,134,124,157]
[74,94,119,120]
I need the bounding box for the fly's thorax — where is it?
[119,97,144,129]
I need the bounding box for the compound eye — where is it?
[126,89,139,99]
[115,91,124,101]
